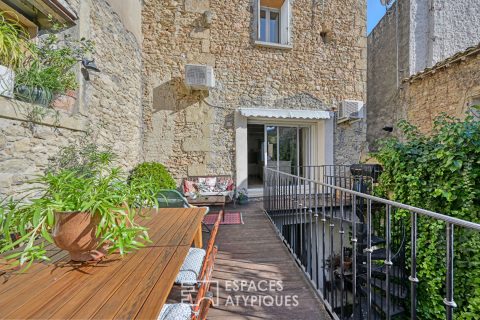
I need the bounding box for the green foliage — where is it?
[0,145,158,271]
[0,12,28,68]
[14,18,94,106]
[129,162,176,195]
[375,113,480,319]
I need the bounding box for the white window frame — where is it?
[254,0,292,49]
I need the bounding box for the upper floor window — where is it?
[254,0,291,47]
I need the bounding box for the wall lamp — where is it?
[382,126,394,133]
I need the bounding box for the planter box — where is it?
[0,65,15,98]
[52,89,77,113]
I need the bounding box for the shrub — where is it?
[375,113,480,319]
[129,162,176,194]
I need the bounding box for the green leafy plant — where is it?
[0,12,27,68]
[129,162,176,195]
[236,188,248,201]
[0,146,158,270]
[375,113,480,319]
[14,18,94,105]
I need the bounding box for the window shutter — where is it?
[280,0,291,45]
[253,0,260,40]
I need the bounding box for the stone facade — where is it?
[142,0,368,181]
[367,0,480,150]
[397,46,480,134]
[0,0,143,198]
[0,0,368,196]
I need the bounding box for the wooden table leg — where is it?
[193,224,203,248]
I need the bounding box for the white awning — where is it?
[238,108,331,120]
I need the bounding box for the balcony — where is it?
[263,165,480,320]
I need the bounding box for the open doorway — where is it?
[247,124,264,189]
[247,123,311,190]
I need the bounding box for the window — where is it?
[260,8,280,43]
[254,0,291,47]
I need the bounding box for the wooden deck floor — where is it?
[206,201,331,320]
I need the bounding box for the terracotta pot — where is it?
[51,89,77,114]
[52,211,106,262]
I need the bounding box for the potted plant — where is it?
[14,22,94,107]
[0,146,158,269]
[0,13,27,98]
[236,188,249,205]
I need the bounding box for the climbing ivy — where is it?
[374,113,480,319]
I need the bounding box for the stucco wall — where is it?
[0,0,143,197]
[410,0,480,74]
[142,0,367,181]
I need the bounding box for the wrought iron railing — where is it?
[263,167,480,320]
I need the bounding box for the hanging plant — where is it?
[14,19,94,106]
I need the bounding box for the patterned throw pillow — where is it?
[198,177,216,192]
[183,180,197,194]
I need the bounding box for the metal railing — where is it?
[263,167,480,320]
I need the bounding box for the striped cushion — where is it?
[174,247,206,285]
[158,303,191,320]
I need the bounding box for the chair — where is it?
[158,212,221,320]
[174,210,223,286]
[157,189,192,208]
[157,189,211,232]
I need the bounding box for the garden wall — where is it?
[396,45,480,134]
[0,0,144,198]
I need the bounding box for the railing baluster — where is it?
[322,182,327,299]
[329,184,335,309]
[365,198,372,320]
[409,212,419,320]
[315,182,320,290]
[340,190,345,320]
[444,223,456,320]
[352,194,358,319]
[385,204,393,320]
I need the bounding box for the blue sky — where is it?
[367,0,388,34]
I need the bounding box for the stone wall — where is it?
[367,0,480,151]
[397,48,480,134]
[0,0,143,198]
[142,0,367,180]
[367,0,410,151]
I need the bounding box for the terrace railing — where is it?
[263,166,480,320]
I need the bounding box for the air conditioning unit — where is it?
[338,100,364,123]
[185,64,215,90]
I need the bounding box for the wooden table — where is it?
[0,207,206,320]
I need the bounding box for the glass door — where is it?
[263,125,310,177]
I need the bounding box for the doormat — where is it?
[203,211,243,225]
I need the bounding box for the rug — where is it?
[203,211,243,225]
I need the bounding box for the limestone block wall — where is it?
[398,50,480,134]
[0,0,143,198]
[142,0,367,181]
